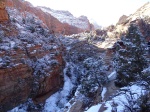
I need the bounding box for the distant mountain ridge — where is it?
[39,6,92,30]
[5,0,93,35]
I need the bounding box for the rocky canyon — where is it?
[0,0,150,112]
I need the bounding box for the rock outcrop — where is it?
[117,15,128,25]
[5,0,92,35]
[0,0,8,22]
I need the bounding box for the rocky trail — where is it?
[99,75,119,112]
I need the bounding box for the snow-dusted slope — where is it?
[39,7,91,30]
[127,2,150,21]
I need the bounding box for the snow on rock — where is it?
[10,41,15,48]
[15,23,24,29]
[39,7,90,30]
[85,104,102,112]
[97,38,118,49]
[127,2,150,21]
[108,71,116,81]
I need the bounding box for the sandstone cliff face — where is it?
[0,4,65,111]
[0,64,33,111]
[0,0,8,22]
[5,0,91,35]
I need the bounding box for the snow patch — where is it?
[98,39,117,49]
[104,102,112,112]
[10,41,15,48]
[108,71,116,80]
[101,87,107,100]
[85,104,102,112]
[43,63,74,112]
[8,106,27,112]
[104,84,146,112]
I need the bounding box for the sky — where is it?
[26,0,150,26]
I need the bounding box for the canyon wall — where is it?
[0,1,66,110]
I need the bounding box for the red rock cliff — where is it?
[5,0,88,35]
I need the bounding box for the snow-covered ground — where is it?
[84,84,146,112]
[83,69,147,112]
[43,63,74,112]
[101,87,107,100]
[103,84,146,112]
[85,104,102,112]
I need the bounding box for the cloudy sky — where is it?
[26,0,150,26]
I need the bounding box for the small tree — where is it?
[80,57,108,97]
[114,24,148,87]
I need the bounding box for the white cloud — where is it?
[26,0,150,26]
